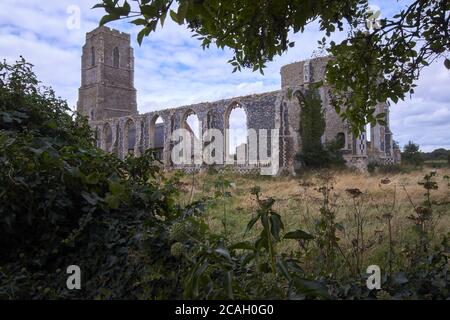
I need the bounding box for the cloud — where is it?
[390,58,450,151]
[0,1,448,152]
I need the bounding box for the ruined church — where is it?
[77,26,400,174]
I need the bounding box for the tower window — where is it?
[90,47,95,67]
[113,47,120,68]
[303,61,310,83]
[336,132,345,149]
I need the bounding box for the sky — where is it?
[0,0,448,152]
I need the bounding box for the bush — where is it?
[1,59,448,300]
[402,141,424,166]
[0,58,182,299]
[367,162,410,175]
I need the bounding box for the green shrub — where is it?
[1,59,447,300]
[0,58,182,299]
[367,162,377,174]
[402,141,424,166]
[295,89,344,169]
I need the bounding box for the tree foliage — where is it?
[295,89,344,168]
[0,58,332,299]
[402,140,424,166]
[1,59,447,300]
[0,58,182,298]
[94,0,449,133]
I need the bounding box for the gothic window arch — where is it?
[206,111,213,129]
[225,102,248,164]
[103,123,113,152]
[183,110,201,139]
[178,110,201,164]
[90,46,95,67]
[125,118,136,155]
[149,114,165,161]
[113,47,120,68]
[336,132,346,149]
[303,61,311,83]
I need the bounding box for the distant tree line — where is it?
[402,141,450,167]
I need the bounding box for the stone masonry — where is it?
[78,26,400,174]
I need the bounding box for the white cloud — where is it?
[390,58,450,151]
[0,0,448,152]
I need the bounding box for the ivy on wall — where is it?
[296,88,344,169]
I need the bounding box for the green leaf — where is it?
[85,173,99,185]
[177,1,188,22]
[109,181,125,196]
[105,194,120,209]
[284,229,314,240]
[81,191,98,205]
[169,10,179,24]
[445,59,450,70]
[229,241,255,251]
[215,247,231,260]
[91,3,105,9]
[160,11,167,27]
[99,14,119,26]
[293,278,330,298]
[131,18,148,26]
[276,259,291,281]
[224,271,234,299]
[140,4,157,17]
[192,261,209,297]
[119,1,131,16]
[270,213,283,241]
[137,27,150,45]
[245,214,260,233]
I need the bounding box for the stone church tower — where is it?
[77,26,137,121]
[81,26,400,172]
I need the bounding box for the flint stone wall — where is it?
[80,27,399,175]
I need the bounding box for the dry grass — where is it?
[176,167,450,254]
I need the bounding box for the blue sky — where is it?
[0,0,449,151]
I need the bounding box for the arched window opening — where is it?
[366,123,372,142]
[150,115,165,161]
[206,111,214,129]
[303,60,311,83]
[113,47,120,68]
[125,119,136,155]
[90,47,95,67]
[185,112,201,140]
[226,104,248,164]
[183,111,201,164]
[104,124,113,152]
[336,132,346,149]
[94,128,100,148]
[366,123,372,150]
[169,115,176,165]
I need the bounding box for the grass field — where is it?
[176,167,450,276]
